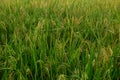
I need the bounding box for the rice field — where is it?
[0,0,120,80]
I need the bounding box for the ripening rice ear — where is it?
[99,47,113,65]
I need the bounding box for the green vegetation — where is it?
[0,0,120,80]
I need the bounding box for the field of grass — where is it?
[0,0,120,80]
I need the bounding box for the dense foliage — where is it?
[0,0,120,80]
